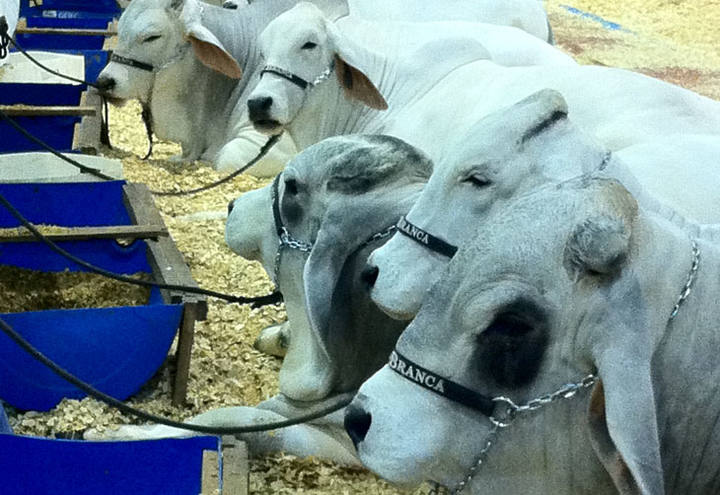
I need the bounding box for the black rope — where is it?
[0,109,115,180]
[0,192,283,308]
[140,103,154,160]
[0,315,350,434]
[2,33,113,150]
[5,36,100,88]
[0,16,9,60]
[150,134,282,197]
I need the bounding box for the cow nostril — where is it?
[248,96,274,119]
[96,76,116,92]
[361,264,379,289]
[344,404,372,449]
[227,199,235,215]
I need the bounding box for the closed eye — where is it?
[301,41,318,50]
[464,174,492,188]
[143,35,162,43]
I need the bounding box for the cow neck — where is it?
[286,51,392,150]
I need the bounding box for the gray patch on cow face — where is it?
[326,135,433,194]
[474,298,549,388]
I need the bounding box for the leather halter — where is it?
[259,59,336,90]
[110,53,154,72]
[389,349,495,417]
[261,65,312,90]
[396,216,458,258]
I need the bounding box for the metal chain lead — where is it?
[449,239,700,493]
[669,239,700,320]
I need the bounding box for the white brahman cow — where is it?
[97,0,555,174]
[366,90,720,320]
[245,2,720,166]
[350,176,720,494]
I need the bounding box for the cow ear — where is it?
[585,309,664,494]
[302,223,352,351]
[181,0,243,79]
[326,24,387,110]
[564,214,631,278]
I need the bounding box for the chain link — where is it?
[669,239,699,320]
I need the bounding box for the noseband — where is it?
[109,43,190,74]
[259,59,335,90]
[269,174,396,286]
[396,216,457,258]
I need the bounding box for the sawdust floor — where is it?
[6,1,719,493]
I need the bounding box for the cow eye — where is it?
[143,35,162,43]
[484,313,534,337]
[465,174,492,188]
[301,41,317,50]
[284,178,299,195]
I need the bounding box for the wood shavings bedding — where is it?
[0,265,150,312]
[6,1,719,492]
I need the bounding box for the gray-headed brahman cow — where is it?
[86,134,431,464]
[246,2,720,166]
[367,89,720,320]
[349,175,720,494]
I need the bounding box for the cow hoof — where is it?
[254,321,291,357]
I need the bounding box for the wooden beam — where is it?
[0,105,97,117]
[15,27,117,37]
[0,224,168,243]
[123,183,208,406]
[221,437,250,495]
[172,302,198,407]
[122,183,208,318]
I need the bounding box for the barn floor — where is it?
[6,1,719,493]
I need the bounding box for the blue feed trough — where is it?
[17,0,121,51]
[0,181,186,411]
[0,434,222,495]
[0,51,87,153]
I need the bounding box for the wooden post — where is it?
[172,302,198,406]
[221,437,249,495]
[201,449,220,494]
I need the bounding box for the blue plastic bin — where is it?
[0,434,221,495]
[0,181,184,411]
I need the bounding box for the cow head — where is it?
[367,89,613,320]
[350,177,667,494]
[247,2,387,135]
[226,134,430,401]
[96,0,242,104]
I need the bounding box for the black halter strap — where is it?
[389,350,495,417]
[395,216,458,258]
[271,174,286,238]
[261,65,310,90]
[110,53,155,72]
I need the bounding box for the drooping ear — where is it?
[325,23,387,110]
[588,346,664,494]
[181,0,243,79]
[302,221,353,350]
[564,214,631,277]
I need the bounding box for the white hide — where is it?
[247,3,720,167]
[99,0,554,175]
[347,0,552,42]
[368,90,720,320]
[353,178,720,493]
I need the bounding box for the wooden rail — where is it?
[0,105,97,117]
[122,183,208,406]
[0,224,168,243]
